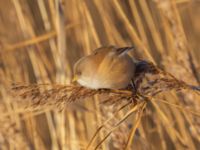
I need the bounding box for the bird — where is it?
[73,46,136,89]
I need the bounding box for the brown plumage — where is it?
[73,46,136,89]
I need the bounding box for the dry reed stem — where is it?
[155,0,200,143]
[5,60,200,149]
[125,102,146,150]
[92,101,146,150]
[2,23,79,52]
[1,0,200,149]
[2,59,200,150]
[8,61,199,111]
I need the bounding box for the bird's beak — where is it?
[72,75,78,82]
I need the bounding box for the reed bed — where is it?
[0,0,200,150]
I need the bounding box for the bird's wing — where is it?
[91,46,134,56]
[114,46,134,55]
[92,45,115,55]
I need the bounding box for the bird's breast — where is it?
[77,76,105,89]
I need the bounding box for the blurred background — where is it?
[0,0,200,149]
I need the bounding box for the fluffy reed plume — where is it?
[7,60,200,149]
[10,83,131,110]
[10,61,200,109]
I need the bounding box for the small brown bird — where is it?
[73,46,136,89]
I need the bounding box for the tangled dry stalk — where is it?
[10,61,200,111]
[1,0,200,150]
[6,60,200,149]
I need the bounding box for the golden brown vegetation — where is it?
[0,0,200,150]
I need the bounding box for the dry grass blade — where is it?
[156,99,200,117]
[125,102,146,150]
[151,100,189,147]
[1,1,200,149]
[86,101,131,150]
[6,59,199,150]
[2,23,79,52]
[91,101,146,150]
[8,61,200,111]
